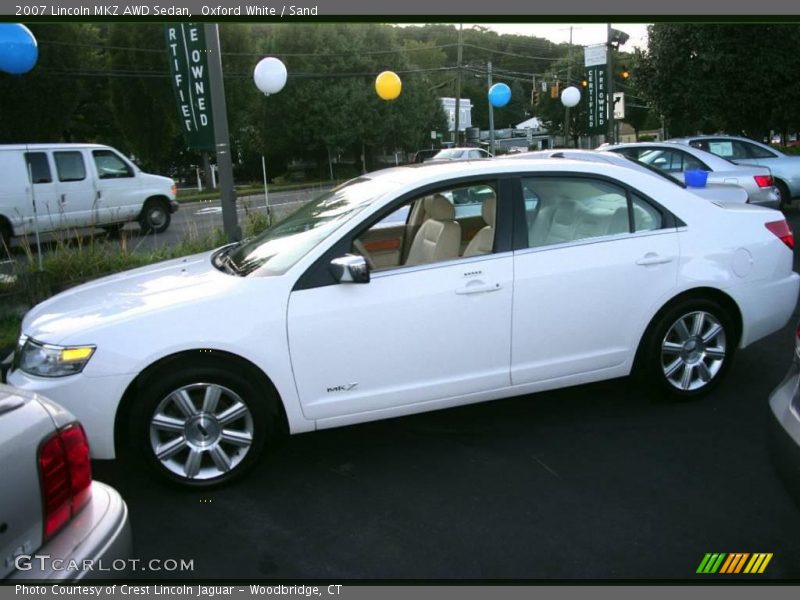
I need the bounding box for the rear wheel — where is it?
[776,180,791,210]
[139,199,171,234]
[643,298,736,399]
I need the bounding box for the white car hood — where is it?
[23,251,242,343]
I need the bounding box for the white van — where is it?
[0,143,179,249]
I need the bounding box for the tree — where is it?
[0,24,107,143]
[638,24,800,139]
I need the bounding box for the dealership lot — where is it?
[88,210,800,580]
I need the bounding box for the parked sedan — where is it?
[601,142,779,208]
[430,147,493,161]
[670,135,800,208]
[0,384,131,580]
[768,323,800,504]
[6,158,799,487]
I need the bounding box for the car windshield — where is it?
[222,177,384,276]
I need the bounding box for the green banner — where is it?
[165,23,215,151]
[586,65,607,134]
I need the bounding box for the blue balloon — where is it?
[488,83,511,108]
[0,24,38,75]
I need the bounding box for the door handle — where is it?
[635,253,673,266]
[96,190,102,200]
[455,281,502,295]
[59,193,66,204]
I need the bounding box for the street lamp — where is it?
[606,26,629,144]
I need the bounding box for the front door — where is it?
[287,179,514,421]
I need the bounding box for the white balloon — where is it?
[560,86,581,108]
[254,57,287,96]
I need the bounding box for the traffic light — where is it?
[620,65,630,80]
[580,77,589,88]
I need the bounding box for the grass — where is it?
[176,179,336,203]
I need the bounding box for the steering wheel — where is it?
[352,239,377,270]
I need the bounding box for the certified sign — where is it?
[165,24,215,151]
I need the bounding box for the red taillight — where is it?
[765,220,794,250]
[38,423,92,541]
[754,175,774,188]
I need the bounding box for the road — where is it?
[90,210,800,580]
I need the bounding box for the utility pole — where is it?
[606,23,615,145]
[205,23,241,242]
[487,61,495,155]
[564,26,573,147]
[453,23,463,145]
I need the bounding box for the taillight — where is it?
[765,220,794,250]
[754,175,774,188]
[38,423,92,541]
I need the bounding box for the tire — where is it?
[0,220,11,255]
[641,298,736,400]
[139,199,171,234]
[776,180,791,210]
[130,364,275,487]
[102,223,124,238]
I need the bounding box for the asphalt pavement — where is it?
[91,210,800,581]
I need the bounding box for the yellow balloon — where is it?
[375,70,402,101]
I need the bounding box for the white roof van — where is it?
[0,143,178,251]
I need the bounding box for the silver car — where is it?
[602,141,780,209]
[0,384,132,580]
[768,323,800,504]
[670,135,800,208]
[430,147,493,161]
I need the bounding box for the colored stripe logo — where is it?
[697,553,773,574]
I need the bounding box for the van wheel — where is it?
[139,199,171,234]
[131,365,274,487]
[0,221,11,255]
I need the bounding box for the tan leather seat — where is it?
[405,194,461,266]
[462,194,496,257]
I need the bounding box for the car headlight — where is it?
[17,337,96,377]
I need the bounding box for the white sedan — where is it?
[6,158,799,486]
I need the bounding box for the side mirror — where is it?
[330,254,370,284]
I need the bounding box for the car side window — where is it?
[24,152,52,184]
[524,177,664,248]
[93,150,134,179]
[353,182,498,271]
[694,140,748,160]
[54,151,86,182]
[632,193,663,232]
[742,142,777,159]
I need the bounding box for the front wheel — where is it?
[139,199,171,234]
[643,299,736,399]
[132,365,273,487]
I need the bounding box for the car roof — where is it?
[496,149,688,188]
[361,155,674,188]
[0,143,111,151]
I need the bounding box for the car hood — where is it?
[23,251,242,343]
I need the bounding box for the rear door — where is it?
[511,175,680,385]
